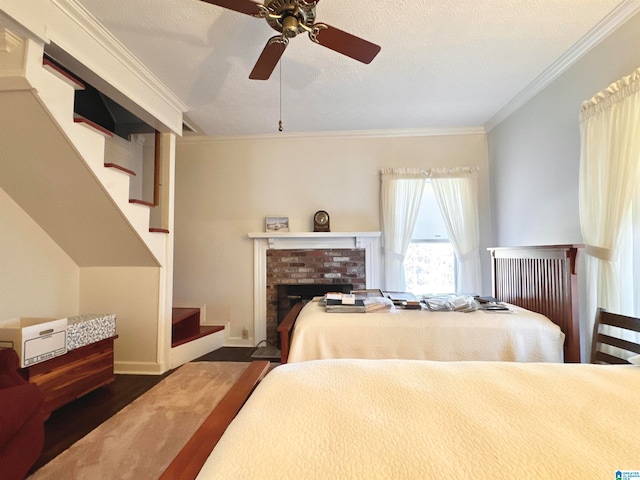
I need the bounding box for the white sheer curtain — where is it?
[430,167,482,295]
[579,67,640,342]
[380,168,427,291]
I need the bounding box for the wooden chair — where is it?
[590,308,640,364]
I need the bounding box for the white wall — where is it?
[488,11,640,247]
[0,187,79,319]
[80,266,163,373]
[174,132,490,344]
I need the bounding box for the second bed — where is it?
[284,300,564,363]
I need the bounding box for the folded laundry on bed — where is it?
[480,303,510,311]
[422,294,479,312]
[326,293,365,306]
[383,291,418,306]
[401,300,422,310]
[325,296,393,313]
[474,295,500,304]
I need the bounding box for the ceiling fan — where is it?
[200,0,381,80]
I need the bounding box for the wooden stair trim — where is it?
[149,227,169,234]
[159,361,270,480]
[129,198,155,207]
[171,307,222,347]
[172,307,201,326]
[104,163,136,176]
[73,115,114,138]
[42,57,85,90]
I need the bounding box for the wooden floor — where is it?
[31,347,269,474]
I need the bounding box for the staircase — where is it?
[40,52,225,360]
[0,30,224,371]
[36,56,168,265]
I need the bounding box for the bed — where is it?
[285,299,564,363]
[488,244,581,362]
[161,359,640,480]
[278,244,581,363]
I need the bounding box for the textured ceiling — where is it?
[75,0,624,137]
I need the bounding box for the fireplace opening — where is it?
[276,283,352,347]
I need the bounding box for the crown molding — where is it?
[0,28,21,53]
[51,0,188,114]
[484,0,640,132]
[178,126,486,144]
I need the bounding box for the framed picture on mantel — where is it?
[265,216,289,232]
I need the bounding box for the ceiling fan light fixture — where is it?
[281,15,300,38]
[266,0,313,37]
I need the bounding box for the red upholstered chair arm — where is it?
[0,349,25,388]
[0,349,45,480]
[0,383,45,449]
[0,347,19,369]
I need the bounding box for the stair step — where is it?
[42,57,85,90]
[104,163,136,176]
[171,325,224,348]
[129,198,155,207]
[172,307,200,325]
[171,307,224,348]
[149,228,170,234]
[73,115,114,138]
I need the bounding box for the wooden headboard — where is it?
[487,245,582,363]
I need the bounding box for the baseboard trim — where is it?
[114,361,166,375]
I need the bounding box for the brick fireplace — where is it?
[248,232,381,346]
[266,248,366,346]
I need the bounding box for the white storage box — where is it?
[0,317,67,367]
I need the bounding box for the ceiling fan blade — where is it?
[199,0,263,16]
[313,24,380,64]
[249,37,288,80]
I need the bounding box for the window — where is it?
[619,189,640,316]
[404,182,456,295]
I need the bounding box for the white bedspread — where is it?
[287,301,564,362]
[197,360,640,479]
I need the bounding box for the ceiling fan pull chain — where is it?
[279,60,283,132]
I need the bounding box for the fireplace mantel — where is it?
[248,231,381,345]
[248,231,381,249]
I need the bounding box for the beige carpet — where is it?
[28,362,250,480]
